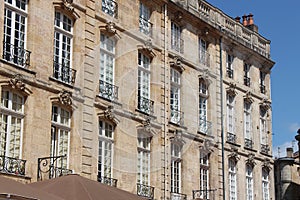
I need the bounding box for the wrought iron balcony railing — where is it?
[0,155,26,176]
[244,76,251,86]
[199,50,210,67]
[260,85,266,94]
[99,80,118,101]
[227,68,234,78]
[98,176,118,187]
[199,117,212,135]
[170,109,184,126]
[102,0,118,18]
[2,41,31,67]
[37,155,72,181]
[170,192,187,200]
[137,183,154,199]
[244,138,253,149]
[171,38,184,54]
[227,132,236,144]
[139,17,153,37]
[138,96,154,115]
[193,189,216,200]
[261,144,270,154]
[53,61,76,85]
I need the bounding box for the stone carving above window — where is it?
[260,98,271,112]
[228,147,240,162]
[9,74,25,91]
[137,39,156,58]
[170,130,185,146]
[246,153,256,167]
[244,91,254,104]
[98,105,119,125]
[226,82,237,97]
[170,56,185,72]
[59,90,73,106]
[262,158,272,171]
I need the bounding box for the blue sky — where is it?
[206,0,300,157]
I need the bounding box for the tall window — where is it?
[262,168,270,200]
[139,2,151,36]
[51,105,70,169]
[98,121,114,183]
[260,109,267,145]
[100,34,116,100]
[102,0,118,18]
[246,165,253,200]
[226,54,234,78]
[199,38,209,66]
[171,22,183,53]
[229,159,237,200]
[199,79,209,133]
[171,143,181,194]
[244,63,251,86]
[53,11,74,84]
[227,95,235,135]
[244,101,252,148]
[260,71,266,94]
[0,90,24,158]
[170,68,181,124]
[138,52,151,114]
[200,152,209,199]
[3,0,28,67]
[137,136,150,185]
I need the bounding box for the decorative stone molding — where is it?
[244,91,254,104]
[198,69,212,85]
[136,117,152,134]
[173,11,183,24]
[200,139,214,156]
[9,74,26,91]
[137,39,156,58]
[98,105,119,125]
[228,147,240,162]
[259,98,271,112]
[170,56,185,72]
[226,82,237,97]
[262,158,272,171]
[58,90,73,106]
[63,0,74,12]
[170,130,185,146]
[53,0,79,19]
[246,153,256,167]
[99,22,120,38]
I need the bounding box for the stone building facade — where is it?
[0,0,275,199]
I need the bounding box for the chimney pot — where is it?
[287,147,294,158]
[242,14,248,26]
[248,13,254,25]
[235,16,241,23]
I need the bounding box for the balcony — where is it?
[0,155,26,176]
[198,117,212,135]
[170,192,187,200]
[227,68,233,78]
[2,41,31,67]
[193,189,217,200]
[137,183,154,199]
[53,61,76,85]
[244,138,253,149]
[139,17,153,37]
[99,80,119,101]
[170,109,184,126]
[261,144,270,154]
[171,38,184,54]
[227,132,236,144]
[102,0,118,18]
[37,155,73,181]
[199,50,210,67]
[244,76,251,86]
[260,85,266,94]
[138,96,154,115]
[98,176,118,187]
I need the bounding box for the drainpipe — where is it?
[219,36,226,200]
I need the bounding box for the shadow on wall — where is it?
[283,182,300,200]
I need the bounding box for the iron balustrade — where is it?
[227,132,236,144]
[99,80,119,101]
[170,192,187,200]
[244,76,251,86]
[102,0,118,18]
[138,96,154,115]
[261,144,270,154]
[139,17,153,37]
[227,68,234,78]
[171,38,184,54]
[53,61,76,85]
[0,155,26,176]
[199,50,210,67]
[98,176,118,187]
[193,189,217,200]
[244,138,253,149]
[170,109,184,126]
[37,155,73,181]
[260,85,266,94]
[2,41,31,67]
[199,117,212,135]
[137,183,154,199]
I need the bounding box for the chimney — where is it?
[242,14,248,26]
[235,16,241,23]
[287,147,294,158]
[246,13,258,33]
[248,13,254,25]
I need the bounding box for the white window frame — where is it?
[51,105,71,169]
[139,2,151,36]
[200,152,209,199]
[262,168,270,200]
[244,63,250,78]
[98,120,114,179]
[171,22,182,53]
[260,109,267,145]
[171,143,181,194]
[137,136,151,186]
[246,165,253,200]
[244,101,251,140]
[229,159,237,200]
[3,0,28,67]
[199,80,208,133]
[227,54,234,78]
[227,95,235,134]
[0,90,24,158]
[170,68,181,124]
[199,38,208,66]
